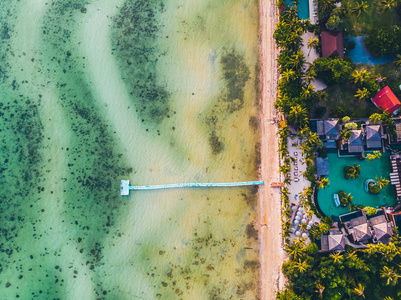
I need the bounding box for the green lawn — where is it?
[365,62,401,98]
[311,62,401,119]
[311,82,380,118]
[342,0,401,36]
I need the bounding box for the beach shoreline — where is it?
[258,0,286,299]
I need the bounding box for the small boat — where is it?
[332,193,340,207]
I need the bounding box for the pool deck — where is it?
[317,152,397,220]
[309,0,318,24]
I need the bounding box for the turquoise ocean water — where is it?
[0,0,261,299]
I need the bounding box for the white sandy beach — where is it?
[259,0,286,299]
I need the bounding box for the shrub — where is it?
[321,216,333,227]
[314,56,354,85]
[368,182,380,194]
[365,26,401,57]
[306,242,319,255]
[327,15,341,29]
[344,163,361,179]
[338,190,352,207]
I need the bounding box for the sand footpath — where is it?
[258,0,286,299]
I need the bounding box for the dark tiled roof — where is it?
[353,223,372,243]
[321,31,344,58]
[320,233,345,251]
[365,125,382,148]
[348,130,364,153]
[324,119,340,137]
[368,214,387,226]
[316,157,329,176]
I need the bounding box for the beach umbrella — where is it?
[294,220,299,225]
[290,228,295,232]
[301,233,308,238]
[306,225,311,230]
[299,207,305,212]
[302,219,307,224]
[295,216,301,220]
[291,206,297,211]
[295,231,301,236]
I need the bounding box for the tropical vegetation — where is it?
[344,163,361,179]
[275,2,401,299]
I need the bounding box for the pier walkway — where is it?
[120,180,264,195]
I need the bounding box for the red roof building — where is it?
[372,86,401,115]
[321,31,344,58]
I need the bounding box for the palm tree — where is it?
[307,37,320,49]
[394,54,401,67]
[315,283,325,299]
[375,73,387,84]
[301,84,315,100]
[347,250,358,261]
[330,252,344,264]
[319,0,335,12]
[281,70,296,82]
[379,0,399,12]
[294,259,310,273]
[352,283,365,298]
[354,87,370,101]
[316,177,330,189]
[381,266,401,285]
[352,69,370,85]
[307,37,320,54]
[350,1,369,17]
[279,165,291,173]
[285,239,306,260]
[375,176,390,189]
[348,202,358,211]
[288,105,307,126]
[340,129,352,140]
[290,50,305,70]
[384,297,395,300]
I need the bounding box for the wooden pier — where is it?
[120,180,264,195]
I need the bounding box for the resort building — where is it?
[321,31,344,58]
[341,212,372,244]
[348,129,364,154]
[368,213,393,244]
[364,124,383,149]
[340,209,396,245]
[316,118,340,148]
[320,229,346,252]
[323,119,340,140]
[387,210,401,233]
[372,86,401,115]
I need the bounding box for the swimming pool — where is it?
[347,36,396,65]
[317,152,397,220]
[284,0,310,20]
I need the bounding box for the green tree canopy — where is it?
[314,56,354,85]
[365,26,401,57]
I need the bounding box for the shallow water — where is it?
[0,0,261,299]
